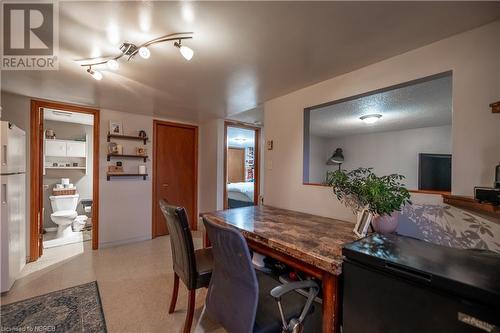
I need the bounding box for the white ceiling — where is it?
[2,2,499,122]
[43,108,94,125]
[227,126,255,148]
[309,74,452,138]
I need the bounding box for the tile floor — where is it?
[1,233,225,333]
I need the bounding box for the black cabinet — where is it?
[342,234,500,333]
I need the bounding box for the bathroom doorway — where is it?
[223,121,260,209]
[30,100,100,262]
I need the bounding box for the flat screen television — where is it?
[418,153,452,192]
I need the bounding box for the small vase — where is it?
[371,211,399,234]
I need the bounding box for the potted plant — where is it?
[326,168,412,234]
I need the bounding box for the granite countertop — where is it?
[201,205,357,275]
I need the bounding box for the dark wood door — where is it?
[153,121,198,236]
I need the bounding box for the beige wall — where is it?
[0,92,211,249]
[264,21,500,222]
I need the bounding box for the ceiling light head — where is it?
[327,148,344,165]
[175,40,194,61]
[360,114,382,124]
[87,67,103,81]
[138,46,150,59]
[233,137,248,143]
[119,42,138,56]
[107,59,119,70]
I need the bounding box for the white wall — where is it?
[309,125,452,188]
[264,21,500,222]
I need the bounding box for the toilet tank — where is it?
[49,194,79,212]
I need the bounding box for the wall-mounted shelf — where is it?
[107,133,148,144]
[107,154,148,162]
[106,173,148,181]
[442,194,500,217]
[45,166,86,170]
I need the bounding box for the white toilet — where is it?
[49,194,79,238]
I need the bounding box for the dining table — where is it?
[200,205,357,333]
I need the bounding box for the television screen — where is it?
[418,153,452,192]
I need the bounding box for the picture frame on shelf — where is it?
[109,121,123,135]
[107,165,124,173]
[353,209,373,238]
[136,147,147,156]
[108,142,119,154]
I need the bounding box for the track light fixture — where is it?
[87,67,103,80]
[77,32,194,80]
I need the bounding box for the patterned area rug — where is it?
[1,281,107,333]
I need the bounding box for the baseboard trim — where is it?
[99,235,152,248]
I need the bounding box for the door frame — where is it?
[30,99,100,262]
[223,120,260,209]
[152,120,198,238]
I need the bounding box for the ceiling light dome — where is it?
[179,45,194,61]
[107,59,119,70]
[138,46,151,59]
[360,114,382,124]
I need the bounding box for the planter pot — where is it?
[371,212,399,234]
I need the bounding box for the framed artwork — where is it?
[108,142,118,154]
[109,121,123,135]
[353,209,373,238]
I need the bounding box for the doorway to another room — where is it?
[30,100,100,262]
[224,121,260,209]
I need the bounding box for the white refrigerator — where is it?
[1,121,26,292]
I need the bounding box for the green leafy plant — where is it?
[326,167,412,216]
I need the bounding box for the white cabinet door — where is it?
[45,140,66,157]
[66,142,86,157]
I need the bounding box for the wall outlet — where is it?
[266,140,273,150]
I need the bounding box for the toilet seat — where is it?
[51,210,78,219]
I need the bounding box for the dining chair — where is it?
[159,200,213,333]
[202,217,319,333]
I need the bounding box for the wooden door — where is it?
[153,121,198,237]
[227,148,245,183]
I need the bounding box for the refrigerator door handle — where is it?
[1,183,6,204]
[2,144,6,166]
